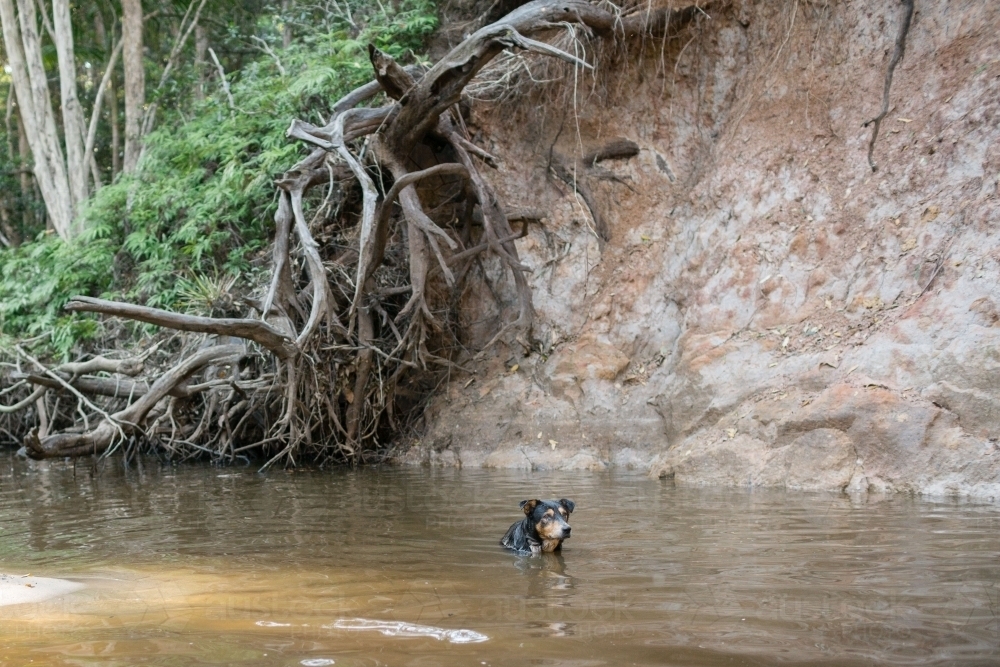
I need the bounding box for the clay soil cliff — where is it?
[399,0,1000,498]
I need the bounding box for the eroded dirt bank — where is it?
[397,0,1000,498]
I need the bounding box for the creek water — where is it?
[0,454,997,666]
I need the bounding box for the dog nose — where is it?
[563,526,571,537]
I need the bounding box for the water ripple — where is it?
[326,618,489,643]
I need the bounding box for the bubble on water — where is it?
[300,660,335,666]
[325,618,488,644]
[444,629,490,644]
[256,620,292,627]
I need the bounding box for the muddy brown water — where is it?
[0,455,998,666]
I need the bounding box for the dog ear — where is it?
[559,498,575,514]
[520,499,539,515]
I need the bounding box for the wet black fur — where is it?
[500,498,575,555]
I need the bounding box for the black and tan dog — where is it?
[500,498,575,555]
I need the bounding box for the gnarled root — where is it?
[23,344,244,459]
[3,1,708,465]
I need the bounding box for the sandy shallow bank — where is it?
[0,572,84,607]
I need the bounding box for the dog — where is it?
[500,498,575,555]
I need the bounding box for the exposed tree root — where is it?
[23,344,244,459]
[551,138,640,243]
[1,1,705,466]
[863,0,914,172]
[65,296,297,359]
[583,138,640,167]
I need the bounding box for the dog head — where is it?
[520,498,574,541]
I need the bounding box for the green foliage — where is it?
[0,229,113,358]
[176,272,240,317]
[0,0,438,358]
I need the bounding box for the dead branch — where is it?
[19,372,151,398]
[441,218,530,268]
[288,185,339,346]
[550,152,608,242]
[366,163,470,284]
[285,109,391,149]
[15,371,226,400]
[447,117,534,329]
[346,280,375,445]
[65,296,296,359]
[379,164,471,227]
[330,64,426,117]
[208,47,236,110]
[261,191,298,322]
[55,355,145,376]
[583,138,640,166]
[24,344,244,459]
[251,35,286,76]
[369,44,416,100]
[19,371,240,399]
[507,208,546,223]
[549,138,640,242]
[0,386,46,413]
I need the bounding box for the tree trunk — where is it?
[0,206,15,247]
[3,87,12,164]
[16,106,32,230]
[52,0,87,221]
[109,76,121,178]
[281,0,291,48]
[93,11,121,179]
[0,0,74,238]
[122,0,144,174]
[0,92,17,246]
[135,0,208,156]
[2,93,19,246]
[83,41,122,194]
[1,94,13,245]
[194,23,208,102]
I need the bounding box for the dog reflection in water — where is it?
[503,498,577,637]
[515,550,573,591]
[514,551,577,637]
[500,498,575,555]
